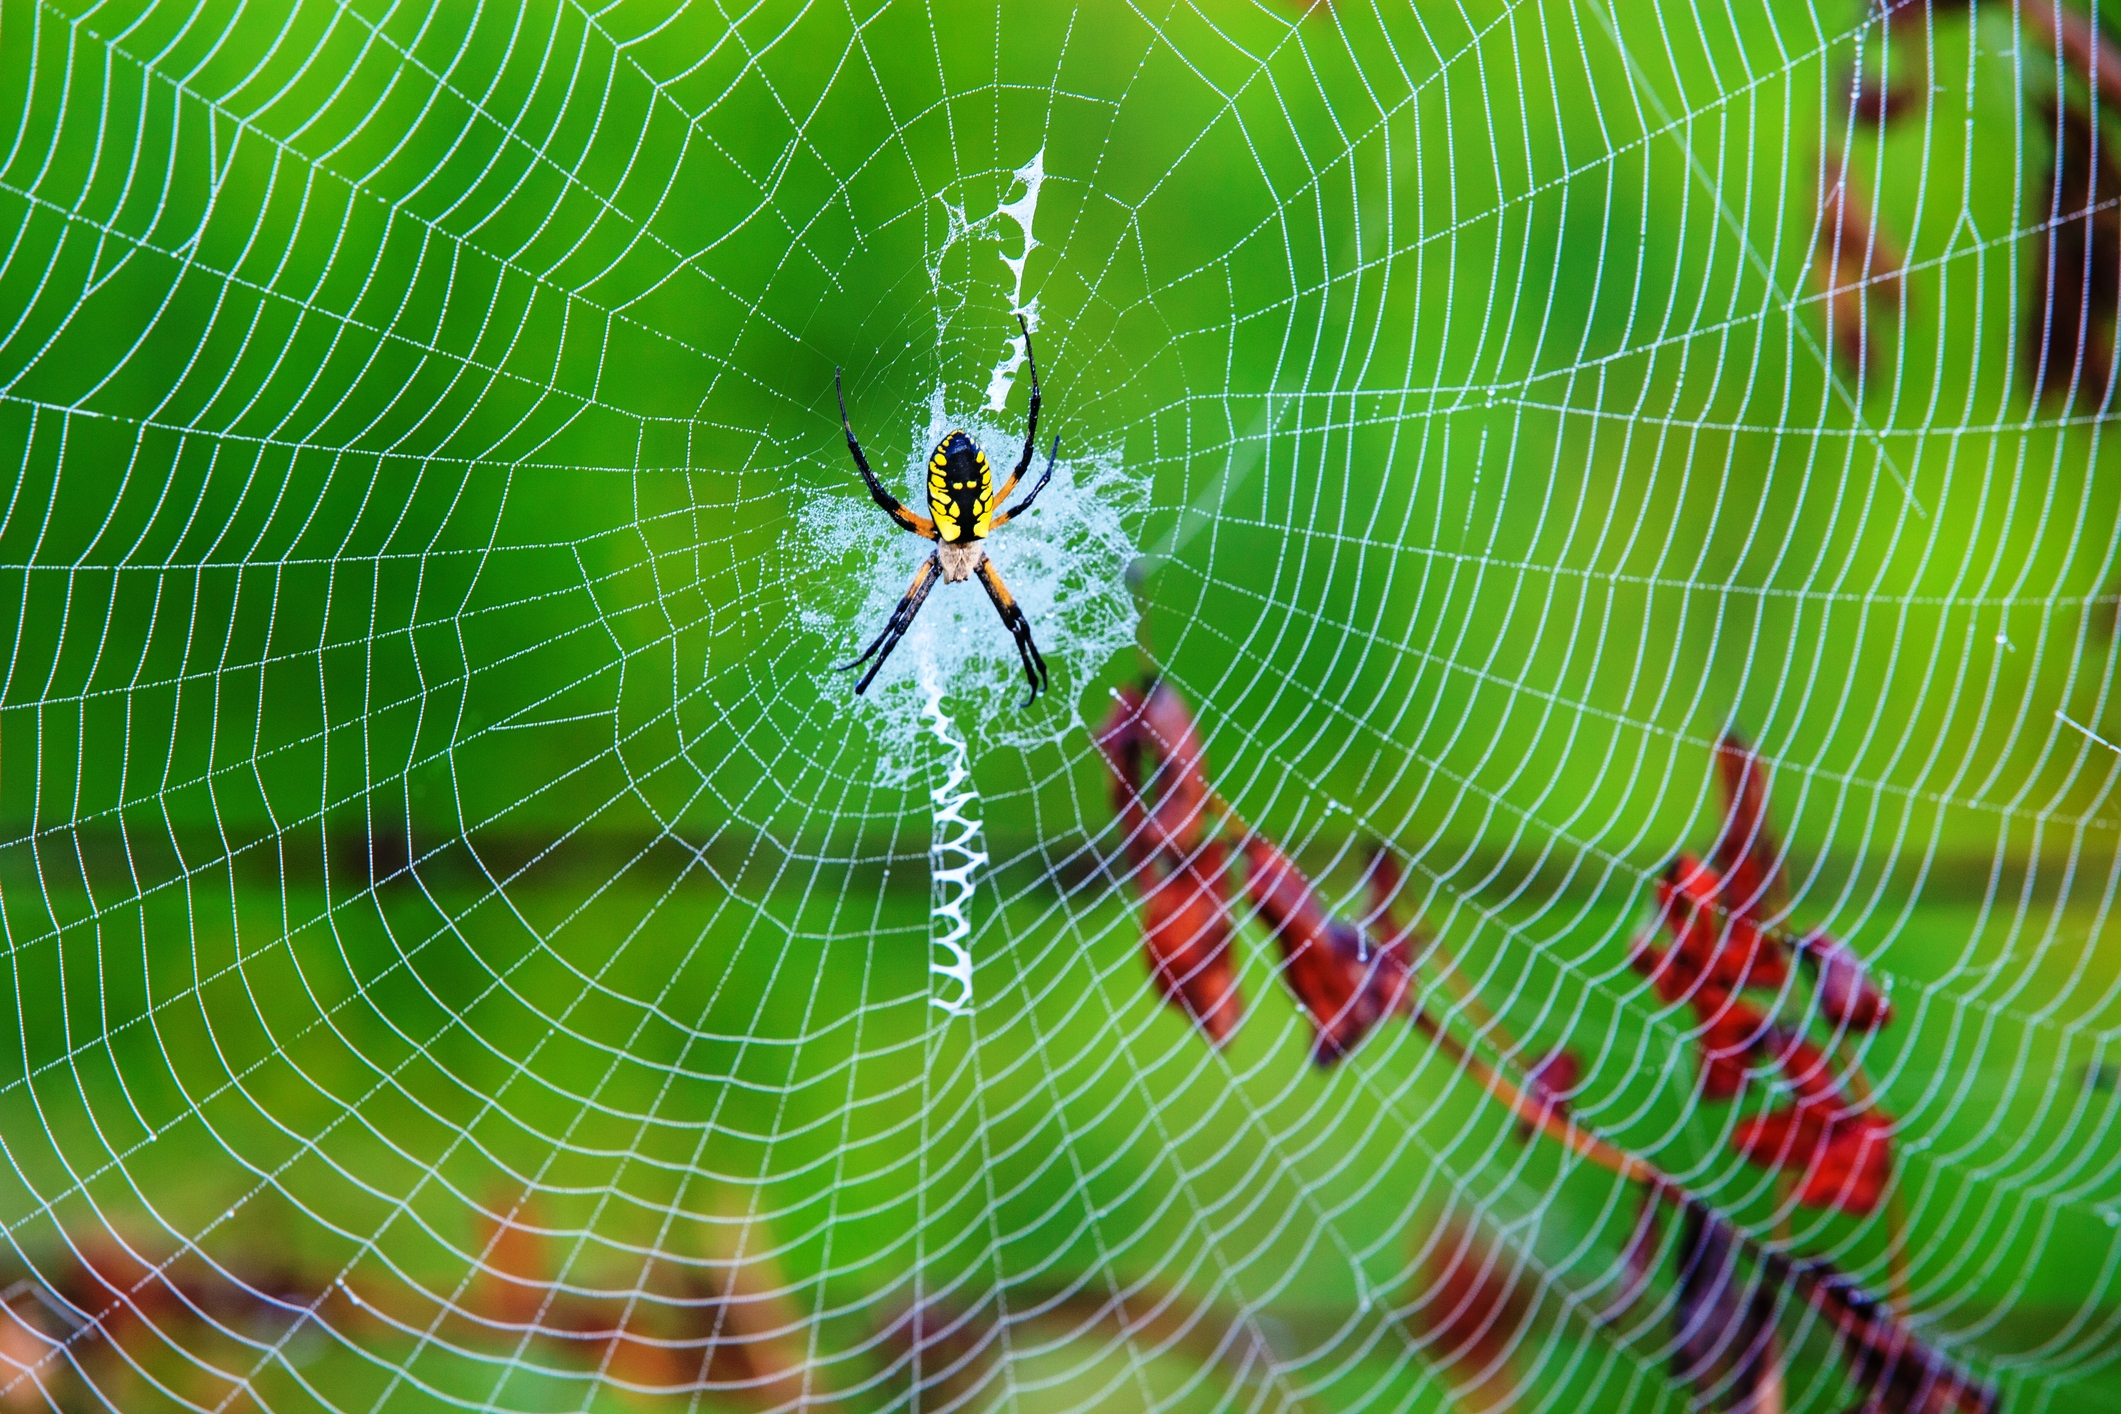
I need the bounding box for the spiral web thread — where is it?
[0,2,2114,1414]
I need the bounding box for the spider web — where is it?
[0,0,2116,1411]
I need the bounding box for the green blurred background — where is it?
[0,0,2118,1409]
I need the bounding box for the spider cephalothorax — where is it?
[836,316,1057,706]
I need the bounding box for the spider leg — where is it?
[839,552,943,694]
[992,314,1043,503]
[991,433,1059,529]
[974,557,1050,708]
[836,369,938,540]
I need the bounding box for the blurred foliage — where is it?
[0,0,2114,877]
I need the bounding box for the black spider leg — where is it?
[1005,313,1042,490]
[839,552,943,694]
[975,558,1050,708]
[836,368,937,539]
[997,434,1060,525]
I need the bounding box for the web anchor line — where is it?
[922,677,984,1016]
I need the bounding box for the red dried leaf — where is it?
[1099,685,1248,1043]
[1140,840,1243,1044]
[1733,1099,1894,1216]
[1137,685,1208,795]
[1632,942,1769,1101]
[1768,1032,1843,1106]
[1722,1027,1894,1212]
[1709,734,1787,922]
[1693,988,1772,1102]
[1659,857,1786,992]
[1799,929,1894,1030]
[1094,686,1146,756]
[1629,937,1693,1003]
[1244,838,1408,1064]
[1241,835,1330,944]
[1144,688,1215,857]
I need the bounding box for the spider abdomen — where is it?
[926,430,994,543]
[937,542,986,583]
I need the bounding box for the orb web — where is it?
[0,2,2114,1413]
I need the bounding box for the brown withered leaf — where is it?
[1098,683,1247,1043]
[1412,1215,1527,1408]
[878,1296,1000,1410]
[5,1235,320,1413]
[2027,94,2121,408]
[1599,1188,1663,1327]
[1797,929,1894,1030]
[0,1292,61,1413]
[465,1198,550,1329]
[448,1201,820,1405]
[1814,156,1905,378]
[579,1300,695,1393]
[0,1209,835,1413]
[1850,74,1921,127]
[535,1215,817,1403]
[2021,0,2121,122]
[1243,838,1409,1063]
[1655,1187,1991,1411]
[683,1216,815,1406]
[45,1233,216,1348]
[1140,839,1244,1044]
[1098,681,1216,861]
[1671,1206,1783,1413]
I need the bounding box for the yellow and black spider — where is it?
[835,315,1059,707]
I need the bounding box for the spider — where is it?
[835,315,1059,707]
